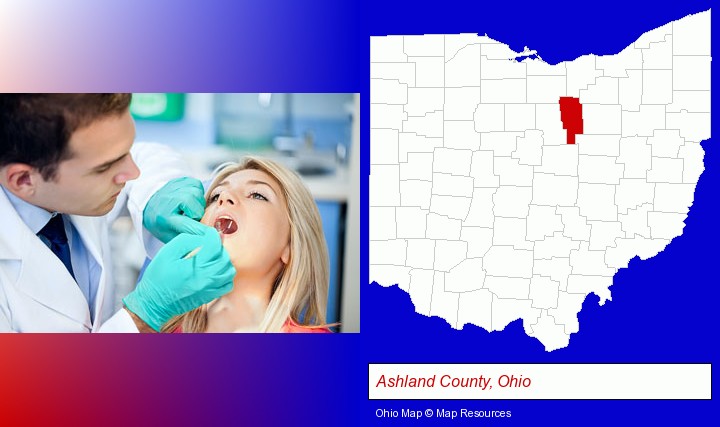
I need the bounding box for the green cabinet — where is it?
[131,93,185,121]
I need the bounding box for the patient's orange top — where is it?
[173,318,332,333]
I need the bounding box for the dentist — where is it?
[0,94,235,332]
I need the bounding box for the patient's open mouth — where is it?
[214,216,238,235]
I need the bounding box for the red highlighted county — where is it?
[558,97,583,144]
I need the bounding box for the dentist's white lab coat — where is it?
[0,142,189,332]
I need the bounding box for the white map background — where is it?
[369,11,711,351]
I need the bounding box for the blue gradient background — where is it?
[0,0,718,426]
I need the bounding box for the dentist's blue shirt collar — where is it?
[1,185,56,233]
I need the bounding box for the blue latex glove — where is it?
[123,225,235,331]
[143,177,207,243]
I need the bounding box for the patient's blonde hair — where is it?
[162,157,329,332]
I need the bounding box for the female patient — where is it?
[162,157,330,333]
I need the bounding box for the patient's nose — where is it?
[218,193,235,206]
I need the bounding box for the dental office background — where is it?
[111,93,360,331]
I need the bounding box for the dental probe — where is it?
[183,246,202,260]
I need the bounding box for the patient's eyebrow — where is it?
[213,178,279,197]
[247,179,278,196]
[90,152,129,173]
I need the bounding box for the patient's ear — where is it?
[281,244,290,265]
[3,163,38,198]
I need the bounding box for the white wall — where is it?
[340,94,360,332]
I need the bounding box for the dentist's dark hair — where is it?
[0,94,132,180]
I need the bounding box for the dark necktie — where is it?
[38,214,76,281]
